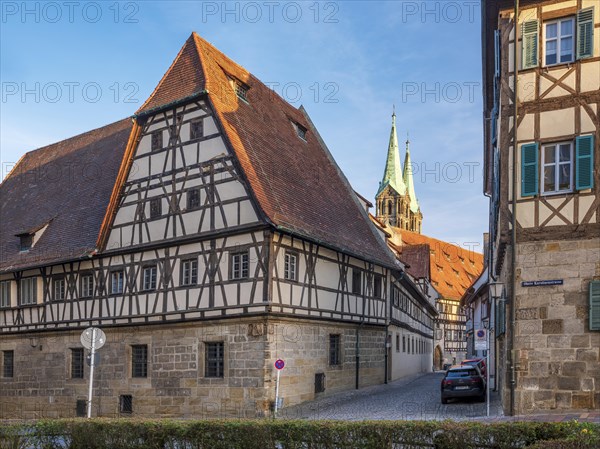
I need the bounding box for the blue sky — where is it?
[1,1,487,250]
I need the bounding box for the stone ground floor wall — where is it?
[0,316,386,419]
[498,237,600,414]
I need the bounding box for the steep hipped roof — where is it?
[0,119,133,272]
[396,228,484,300]
[377,112,406,197]
[135,33,396,267]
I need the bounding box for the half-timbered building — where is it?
[0,33,436,418]
[482,0,600,414]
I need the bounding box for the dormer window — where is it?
[15,222,50,253]
[292,121,307,141]
[19,234,33,252]
[228,76,249,102]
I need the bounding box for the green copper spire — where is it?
[403,137,420,213]
[377,110,406,196]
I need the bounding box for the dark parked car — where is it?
[441,365,486,404]
[461,357,487,378]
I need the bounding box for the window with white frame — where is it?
[142,266,157,291]
[110,271,124,295]
[542,142,573,194]
[53,277,66,301]
[284,252,298,281]
[544,17,575,66]
[19,277,37,305]
[0,281,10,307]
[81,274,94,298]
[181,258,198,286]
[230,252,249,280]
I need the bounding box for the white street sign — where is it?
[475,329,488,351]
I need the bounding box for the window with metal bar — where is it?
[329,334,341,366]
[71,348,84,379]
[3,350,14,378]
[131,345,148,378]
[205,342,224,378]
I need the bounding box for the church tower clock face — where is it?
[375,110,422,234]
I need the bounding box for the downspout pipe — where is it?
[356,320,364,390]
[510,0,520,417]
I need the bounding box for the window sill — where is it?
[540,190,574,197]
[542,61,575,70]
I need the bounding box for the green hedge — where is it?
[0,419,598,449]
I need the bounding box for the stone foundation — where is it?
[0,316,386,419]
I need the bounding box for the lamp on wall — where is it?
[489,281,504,301]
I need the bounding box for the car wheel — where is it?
[441,397,448,404]
[478,394,485,403]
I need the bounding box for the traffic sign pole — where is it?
[273,359,285,417]
[87,327,97,419]
[486,329,490,417]
[274,369,281,416]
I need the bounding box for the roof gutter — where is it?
[133,90,209,119]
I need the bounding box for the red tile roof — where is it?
[396,228,484,300]
[0,119,133,271]
[397,244,431,280]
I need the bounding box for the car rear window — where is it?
[447,369,477,377]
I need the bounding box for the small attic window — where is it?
[292,122,308,141]
[16,222,50,252]
[19,234,33,252]
[228,76,249,102]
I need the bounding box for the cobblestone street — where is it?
[280,372,503,421]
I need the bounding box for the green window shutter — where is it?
[521,20,539,69]
[521,143,539,197]
[576,135,594,190]
[590,281,600,331]
[577,7,595,60]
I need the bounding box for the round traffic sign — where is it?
[80,327,106,350]
[476,329,486,338]
[275,359,285,370]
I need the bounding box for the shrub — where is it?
[0,419,597,449]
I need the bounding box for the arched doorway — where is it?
[434,345,443,371]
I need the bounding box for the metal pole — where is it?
[486,328,491,417]
[87,328,97,419]
[274,369,281,417]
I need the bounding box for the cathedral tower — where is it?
[376,111,422,233]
